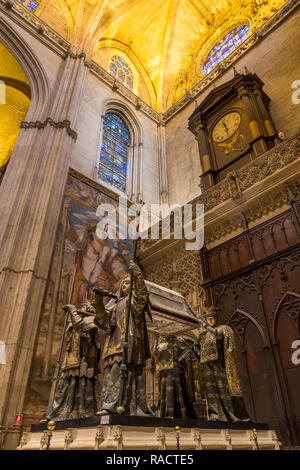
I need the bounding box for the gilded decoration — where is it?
[196,132,300,212]
[142,247,204,313]
[165,0,299,118]
[1,0,297,116]
[0,40,31,168]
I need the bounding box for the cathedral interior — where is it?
[0,0,300,451]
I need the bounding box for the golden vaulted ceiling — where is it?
[24,0,290,111]
[0,41,30,168]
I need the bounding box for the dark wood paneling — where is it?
[201,206,300,446]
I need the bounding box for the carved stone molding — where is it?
[6,0,70,51]
[39,430,48,450]
[192,428,203,450]
[64,428,75,450]
[271,430,281,450]
[112,425,123,450]
[196,133,300,213]
[5,0,14,9]
[248,429,259,450]
[95,426,104,450]
[17,425,280,450]
[17,432,28,450]
[238,136,300,192]
[62,50,92,69]
[64,50,86,61]
[155,427,166,450]
[89,61,160,123]
[21,118,77,140]
[224,429,233,450]
[208,184,300,246]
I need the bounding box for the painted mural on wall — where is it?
[23,174,133,424]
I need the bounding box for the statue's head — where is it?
[120,273,131,297]
[80,300,96,316]
[204,306,217,327]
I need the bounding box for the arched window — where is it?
[109,56,134,90]
[18,0,40,12]
[98,112,130,192]
[202,25,250,76]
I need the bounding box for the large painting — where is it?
[23,174,134,424]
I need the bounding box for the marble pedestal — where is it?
[17,416,281,450]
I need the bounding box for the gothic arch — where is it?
[195,17,252,78]
[167,16,253,108]
[96,99,144,202]
[0,17,50,122]
[228,308,269,349]
[271,291,300,343]
[103,99,143,144]
[94,39,157,108]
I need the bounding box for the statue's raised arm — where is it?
[128,261,148,318]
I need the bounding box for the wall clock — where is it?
[188,70,279,191]
[212,112,241,143]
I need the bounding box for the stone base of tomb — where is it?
[17,416,281,450]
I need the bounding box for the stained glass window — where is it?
[202,25,250,76]
[98,113,130,192]
[109,56,134,91]
[18,0,39,12]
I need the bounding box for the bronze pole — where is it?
[117,215,140,413]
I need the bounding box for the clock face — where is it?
[212,112,241,143]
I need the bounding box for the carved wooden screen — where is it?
[201,206,300,446]
[273,293,300,444]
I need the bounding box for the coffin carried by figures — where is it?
[144,280,200,339]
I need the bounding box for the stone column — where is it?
[157,118,169,216]
[0,51,89,449]
[239,88,260,140]
[239,87,267,157]
[254,90,280,145]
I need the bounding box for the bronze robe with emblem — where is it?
[194,325,249,422]
[47,307,104,421]
[152,337,196,419]
[94,273,152,415]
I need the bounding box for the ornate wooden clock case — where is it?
[188,70,279,191]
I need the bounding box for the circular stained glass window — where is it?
[202,25,250,76]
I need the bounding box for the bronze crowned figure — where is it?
[193,307,250,422]
[47,301,104,421]
[151,334,196,419]
[93,260,153,416]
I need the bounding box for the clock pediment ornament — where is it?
[188,69,280,191]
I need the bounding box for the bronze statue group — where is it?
[47,261,249,423]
